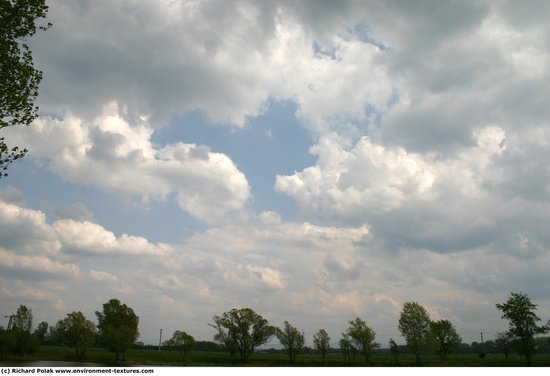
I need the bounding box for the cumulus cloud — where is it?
[0,249,80,281]
[5,102,250,223]
[3,0,550,345]
[0,200,170,271]
[0,201,61,255]
[275,122,550,258]
[31,0,284,126]
[89,270,118,284]
[28,0,397,134]
[54,219,172,256]
[275,127,506,221]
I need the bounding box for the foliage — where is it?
[430,319,462,359]
[46,322,64,346]
[194,340,224,352]
[33,321,48,342]
[398,301,432,365]
[54,311,96,359]
[168,330,195,362]
[209,307,276,362]
[495,331,513,360]
[389,338,399,365]
[11,305,38,356]
[0,0,51,177]
[0,328,16,359]
[313,328,330,363]
[496,292,549,366]
[339,333,356,364]
[12,304,33,332]
[96,299,140,361]
[344,317,378,366]
[276,321,305,362]
[534,336,550,353]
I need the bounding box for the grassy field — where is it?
[5,346,550,367]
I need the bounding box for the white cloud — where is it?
[4,0,550,346]
[0,201,61,255]
[32,0,284,126]
[0,201,169,283]
[276,127,506,223]
[0,249,80,279]
[5,102,251,223]
[54,219,172,256]
[89,270,118,284]
[226,265,286,291]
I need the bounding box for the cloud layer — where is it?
[2,0,550,346]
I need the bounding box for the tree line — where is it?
[1,292,548,366]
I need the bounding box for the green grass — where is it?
[7,346,550,367]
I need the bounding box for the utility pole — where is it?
[158,329,163,352]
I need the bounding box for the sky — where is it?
[2,0,550,348]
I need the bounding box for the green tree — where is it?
[95,299,139,361]
[496,292,549,366]
[55,312,95,359]
[389,338,400,365]
[339,333,355,364]
[276,321,305,362]
[430,319,461,359]
[11,305,38,356]
[495,331,513,360]
[313,328,330,363]
[169,330,196,362]
[46,322,64,346]
[33,321,48,342]
[209,308,275,362]
[398,301,432,365]
[0,0,51,177]
[12,304,32,332]
[344,317,378,366]
[0,327,16,359]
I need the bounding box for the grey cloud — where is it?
[87,129,125,162]
[31,0,282,126]
[0,186,24,205]
[369,201,498,253]
[0,202,59,255]
[5,0,550,346]
[53,202,94,222]
[494,0,550,29]
[189,145,211,161]
[0,265,72,282]
[323,255,362,281]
